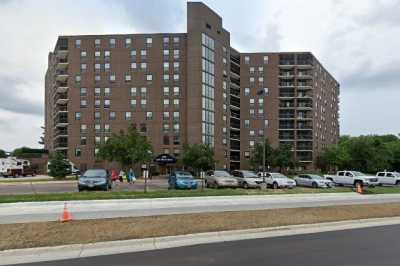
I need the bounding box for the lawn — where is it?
[0,187,352,204]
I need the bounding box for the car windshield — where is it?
[271,173,288,179]
[353,171,365,176]
[242,171,258,178]
[309,175,323,179]
[214,171,231,177]
[175,172,193,179]
[82,169,106,178]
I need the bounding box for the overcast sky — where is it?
[0,0,399,151]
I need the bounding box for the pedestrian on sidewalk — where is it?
[119,170,125,183]
[111,169,118,182]
[128,168,136,184]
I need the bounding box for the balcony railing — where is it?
[280,82,294,87]
[280,60,295,65]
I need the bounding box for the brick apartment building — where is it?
[45,2,339,172]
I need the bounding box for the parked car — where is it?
[231,170,264,189]
[78,169,112,191]
[21,166,37,177]
[376,171,400,186]
[168,171,198,189]
[258,172,296,189]
[205,170,239,188]
[325,171,379,187]
[294,174,334,188]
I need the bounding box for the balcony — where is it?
[297,71,313,79]
[297,142,313,151]
[297,151,313,162]
[298,81,313,88]
[279,60,295,66]
[54,129,68,139]
[55,116,68,128]
[56,58,69,70]
[279,101,295,109]
[297,121,313,130]
[279,71,294,78]
[55,93,68,105]
[297,133,313,140]
[56,49,68,60]
[55,83,68,94]
[279,122,295,130]
[279,110,295,119]
[297,92,313,98]
[279,132,295,140]
[297,102,313,109]
[55,70,69,82]
[279,82,294,87]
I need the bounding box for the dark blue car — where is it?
[168,171,198,189]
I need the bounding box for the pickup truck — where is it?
[376,171,400,186]
[325,171,379,187]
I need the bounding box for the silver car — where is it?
[231,170,264,189]
[294,174,334,188]
[205,170,239,188]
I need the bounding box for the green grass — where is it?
[0,187,353,204]
[363,186,400,194]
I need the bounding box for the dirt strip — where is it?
[2,203,400,251]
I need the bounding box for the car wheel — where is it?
[396,181,400,186]
[312,182,318,188]
[243,182,249,189]
[272,182,278,189]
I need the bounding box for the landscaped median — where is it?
[2,203,400,251]
[1,186,400,204]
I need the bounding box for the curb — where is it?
[2,217,400,265]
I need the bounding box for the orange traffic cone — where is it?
[60,202,72,223]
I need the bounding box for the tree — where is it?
[272,144,295,172]
[0,149,6,158]
[48,152,70,179]
[96,127,153,170]
[12,147,47,158]
[249,139,274,171]
[181,144,215,175]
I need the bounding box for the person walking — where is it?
[128,168,136,184]
[119,170,125,183]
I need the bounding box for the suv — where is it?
[325,171,379,187]
[231,170,264,189]
[376,171,400,186]
[78,169,112,191]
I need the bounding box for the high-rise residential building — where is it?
[45,2,339,172]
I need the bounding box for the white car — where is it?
[231,170,264,189]
[325,171,379,187]
[258,172,296,189]
[294,174,334,188]
[376,172,400,186]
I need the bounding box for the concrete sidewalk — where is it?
[2,216,400,265]
[2,193,400,224]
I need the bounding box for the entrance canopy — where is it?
[153,154,177,164]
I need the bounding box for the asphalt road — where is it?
[3,193,400,224]
[0,179,168,195]
[20,224,400,266]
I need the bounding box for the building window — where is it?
[95,75,101,82]
[104,50,111,57]
[130,99,137,108]
[173,99,179,108]
[104,99,110,108]
[146,111,153,120]
[163,37,169,44]
[140,87,147,97]
[259,77,264,83]
[109,111,116,120]
[258,98,264,105]
[173,36,180,43]
[163,62,169,72]
[263,55,269,64]
[264,119,269,127]
[131,62,137,69]
[249,140,255,147]
[146,37,152,46]
[75,148,81,157]
[94,63,101,70]
[249,67,255,74]
[250,77,255,83]
[173,111,180,121]
[104,124,111,133]
[95,51,101,57]
[163,74,169,81]
[146,74,153,81]
[95,124,101,133]
[163,99,170,108]
[173,74,179,81]
[163,135,170,145]
[125,38,132,48]
[163,123,170,132]
[173,49,179,59]
[173,86,180,96]
[173,62,179,72]
[249,130,255,136]
[80,124,87,134]
[104,87,111,96]
[80,87,87,96]
[94,111,101,120]
[109,38,116,48]
[105,63,110,70]
[94,99,101,108]
[141,99,147,108]
[244,87,250,96]
[75,112,81,120]
[162,86,169,96]
[249,98,255,105]
[80,136,86,145]
[141,62,147,69]
[258,66,264,73]
[95,39,101,47]
[141,49,147,58]
[95,136,101,145]
[75,39,81,48]
[244,120,250,128]
[80,51,87,58]
[75,75,81,83]
[250,109,255,116]
[264,87,269,95]
[244,56,250,64]
[130,87,137,96]
[173,135,180,145]
[173,123,180,133]
[109,74,116,82]
[244,151,250,158]
[163,111,170,120]
[80,99,87,108]
[81,63,87,71]
[125,74,132,82]
[125,112,132,120]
